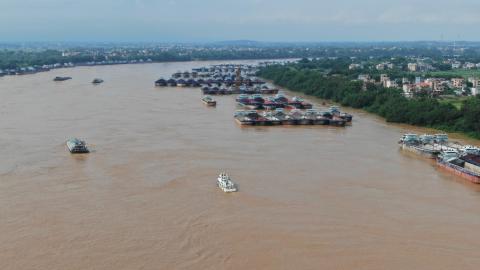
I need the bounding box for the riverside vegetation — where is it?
[257,59,480,138]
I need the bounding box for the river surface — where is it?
[1,60,480,270]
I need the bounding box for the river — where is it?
[1,60,480,270]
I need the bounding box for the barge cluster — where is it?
[234,107,351,126]
[399,133,480,184]
[154,64,278,95]
[156,63,353,128]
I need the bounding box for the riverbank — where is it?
[257,64,480,140]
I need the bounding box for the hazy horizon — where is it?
[1,0,479,42]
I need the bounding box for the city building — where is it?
[407,63,418,72]
[452,78,465,88]
[349,63,363,70]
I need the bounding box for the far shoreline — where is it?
[0,58,299,79]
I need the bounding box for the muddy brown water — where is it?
[1,60,480,270]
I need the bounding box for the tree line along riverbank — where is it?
[257,63,480,139]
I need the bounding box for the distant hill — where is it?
[210,40,264,46]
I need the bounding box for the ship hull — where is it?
[300,119,313,125]
[314,118,330,125]
[400,144,439,159]
[437,160,480,184]
[202,100,216,106]
[329,120,346,127]
[282,119,299,125]
[235,118,253,125]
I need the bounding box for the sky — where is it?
[0,0,479,42]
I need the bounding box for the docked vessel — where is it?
[272,108,288,123]
[329,106,353,122]
[262,111,281,125]
[167,79,177,86]
[92,78,104,84]
[283,110,302,125]
[273,93,289,105]
[398,133,441,158]
[434,134,449,144]
[176,79,188,87]
[460,145,480,156]
[155,78,167,86]
[328,116,347,127]
[437,150,480,184]
[314,113,330,125]
[53,76,72,82]
[289,97,313,109]
[66,138,90,154]
[217,172,238,192]
[263,97,285,110]
[300,109,318,125]
[234,110,257,125]
[235,94,250,104]
[202,95,217,106]
[420,134,435,145]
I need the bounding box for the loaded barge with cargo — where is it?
[234,108,348,127]
[437,150,480,184]
[399,133,480,184]
[398,134,444,158]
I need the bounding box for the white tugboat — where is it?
[217,172,237,193]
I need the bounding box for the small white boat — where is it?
[217,172,237,193]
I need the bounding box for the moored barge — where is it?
[398,134,442,158]
[437,150,480,184]
[155,78,167,86]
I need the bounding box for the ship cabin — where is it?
[167,79,177,86]
[236,94,250,103]
[434,134,449,144]
[155,78,167,86]
[273,94,289,104]
[402,134,420,145]
[329,106,341,114]
[251,94,265,104]
[176,79,188,87]
[420,134,435,145]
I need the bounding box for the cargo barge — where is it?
[398,134,444,158]
[234,109,348,127]
[399,133,480,184]
[155,78,167,86]
[436,150,480,184]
